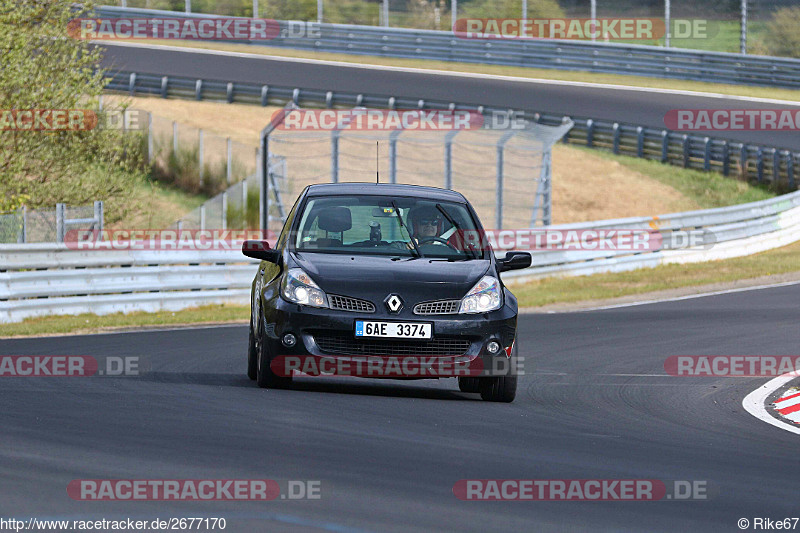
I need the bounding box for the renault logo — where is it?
[384,294,403,313]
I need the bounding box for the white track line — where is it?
[100,41,800,106]
[742,373,800,435]
[539,279,800,313]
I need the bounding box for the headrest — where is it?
[317,206,352,233]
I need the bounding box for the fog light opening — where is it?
[486,341,501,354]
[282,333,297,348]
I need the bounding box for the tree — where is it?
[0,0,142,216]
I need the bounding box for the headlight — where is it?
[459,275,501,314]
[281,268,328,308]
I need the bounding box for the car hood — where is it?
[291,252,491,304]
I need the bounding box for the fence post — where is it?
[221,192,228,230]
[382,0,389,27]
[56,203,65,243]
[682,134,690,168]
[661,130,669,162]
[389,129,402,184]
[173,121,178,154]
[200,205,206,230]
[185,0,191,13]
[331,129,340,183]
[740,144,748,178]
[612,123,620,154]
[788,153,796,190]
[226,138,233,184]
[703,137,711,171]
[756,148,764,183]
[94,201,103,235]
[147,112,153,164]
[444,130,459,190]
[198,129,204,186]
[496,130,517,229]
[773,149,780,185]
[21,205,27,244]
[253,0,258,17]
[242,179,248,229]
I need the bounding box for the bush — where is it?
[764,7,800,59]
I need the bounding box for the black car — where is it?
[242,183,532,402]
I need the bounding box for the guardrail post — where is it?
[226,82,234,103]
[326,91,333,108]
[756,148,764,183]
[703,137,711,171]
[772,149,780,186]
[682,135,690,168]
[722,141,730,176]
[561,116,571,144]
[173,121,178,154]
[382,0,389,27]
[388,97,396,109]
[56,203,65,243]
[586,119,594,148]
[788,153,796,190]
[226,138,233,184]
[147,112,153,164]
[128,73,136,96]
[636,126,644,157]
[161,76,168,98]
[94,201,103,235]
[185,0,191,13]
[661,130,669,162]
[612,123,620,154]
[198,129,204,186]
[740,144,748,178]
[292,88,300,105]
[195,79,203,101]
[261,86,269,106]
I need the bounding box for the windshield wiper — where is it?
[391,201,423,258]
[436,203,478,260]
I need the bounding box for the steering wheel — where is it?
[417,236,458,250]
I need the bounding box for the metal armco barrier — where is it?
[105,71,800,191]
[2,190,799,323]
[94,5,800,90]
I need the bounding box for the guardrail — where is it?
[105,70,799,191]
[94,5,800,90]
[2,190,799,323]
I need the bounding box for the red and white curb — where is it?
[743,374,800,436]
[771,389,800,425]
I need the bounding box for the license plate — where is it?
[355,321,432,339]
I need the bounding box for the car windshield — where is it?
[293,195,485,259]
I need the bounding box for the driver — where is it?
[407,205,448,245]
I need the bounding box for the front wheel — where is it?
[479,339,518,403]
[457,377,481,393]
[255,318,293,389]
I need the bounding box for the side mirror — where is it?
[497,251,532,272]
[242,240,280,264]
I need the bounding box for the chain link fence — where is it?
[0,203,103,244]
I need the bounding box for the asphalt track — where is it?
[99,43,800,151]
[2,284,799,532]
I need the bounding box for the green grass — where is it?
[0,304,249,338]
[511,239,800,308]
[574,146,776,209]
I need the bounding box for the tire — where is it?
[255,317,293,389]
[247,321,257,381]
[457,377,481,393]
[479,338,518,403]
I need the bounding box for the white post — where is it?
[185,0,191,13]
[590,0,596,42]
[382,0,389,27]
[317,0,323,23]
[451,0,457,30]
[221,192,228,230]
[740,0,747,54]
[253,0,258,17]
[664,0,671,47]
[522,0,527,18]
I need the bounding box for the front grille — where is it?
[329,294,375,313]
[312,332,472,356]
[413,300,461,315]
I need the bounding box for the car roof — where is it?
[304,182,467,203]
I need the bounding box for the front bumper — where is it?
[262,293,518,379]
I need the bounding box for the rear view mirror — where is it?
[497,251,532,272]
[242,240,280,264]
